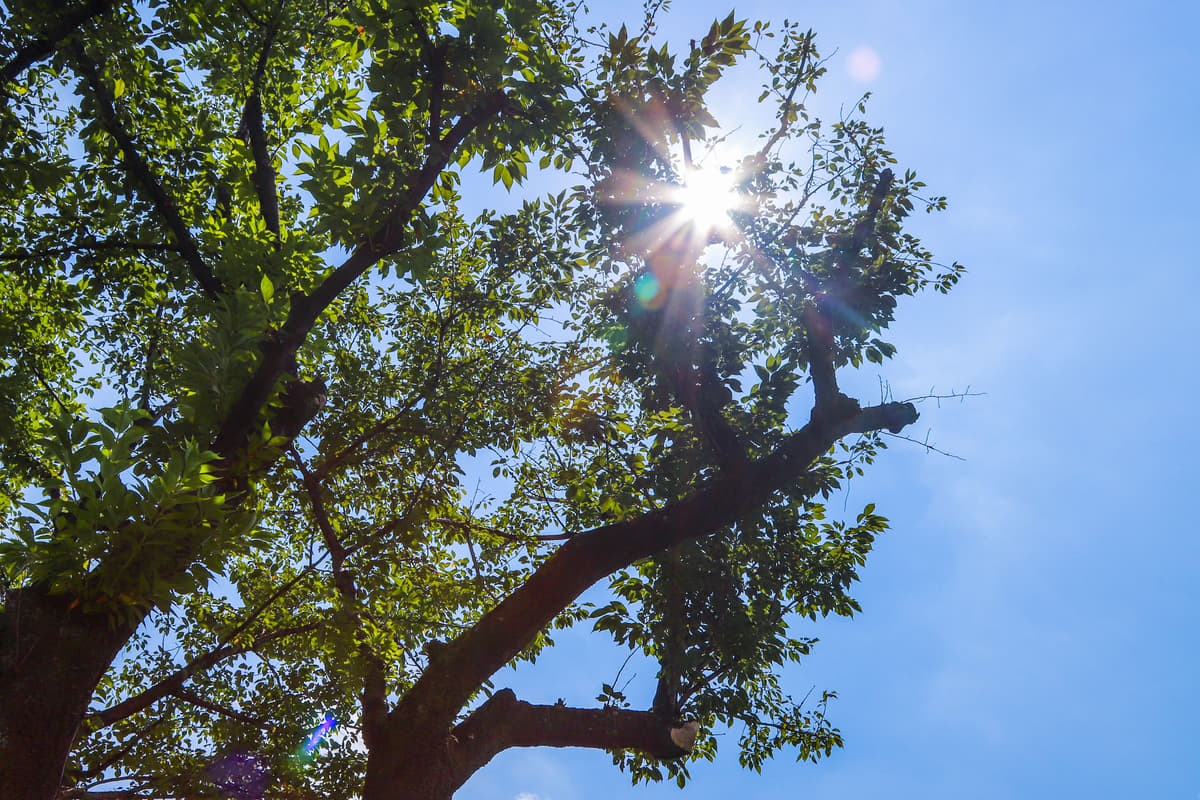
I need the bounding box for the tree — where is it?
[0,2,962,799]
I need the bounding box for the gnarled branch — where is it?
[378,399,917,759]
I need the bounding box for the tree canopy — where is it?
[0,1,962,799]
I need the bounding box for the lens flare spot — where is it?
[295,714,337,763]
[848,45,881,82]
[634,274,663,309]
[207,752,269,800]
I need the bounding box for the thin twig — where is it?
[432,517,574,543]
[881,430,965,461]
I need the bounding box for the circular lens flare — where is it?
[634,274,663,309]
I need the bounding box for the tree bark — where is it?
[362,689,696,800]
[0,587,136,800]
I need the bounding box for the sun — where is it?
[675,166,741,234]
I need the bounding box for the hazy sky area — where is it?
[456,1,1200,798]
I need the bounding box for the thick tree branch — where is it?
[238,13,282,238]
[802,305,844,417]
[0,0,111,89]
[69,44,223,299]
[239,91,280,238]
[211,90,509,458]
[447,689,697,786]
[806,167,895,419]
[381,399,917,749]
[846,167,893,257]
[676,356,749,472]
[415,26,446,150]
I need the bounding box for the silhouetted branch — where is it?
[0,0,111,89]
[238,8,284,237]
[381,399,917,754]
[212,90,509,458]
[431,517,574,543]
[77,717,166,780]
[170,688,267,728]
[89,622,318,729]
[291,449,389,750]
[0,240,179,266]
[69,43,222,299]
[882,431,966,461]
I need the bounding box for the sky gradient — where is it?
[457,1,1200,798]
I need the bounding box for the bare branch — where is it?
[900,388,986,405]
[447,689,696,787]
[882,431,966,461]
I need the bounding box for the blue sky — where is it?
[456,1,1200,798]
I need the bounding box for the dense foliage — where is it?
[0,1,961,798]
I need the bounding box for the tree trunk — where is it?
[0,587,135,800]
[364,738,457,800]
